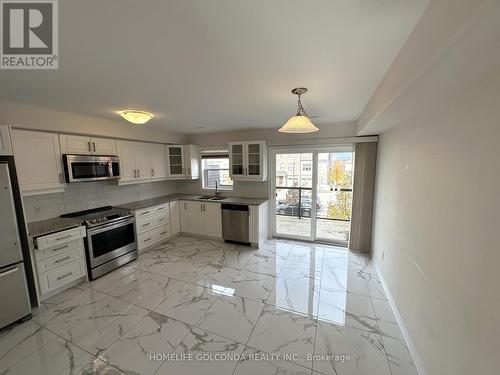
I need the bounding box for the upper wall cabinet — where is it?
[59,134,117,155]
[166,145,199,179]
[11,129,65,195]
[0,125,13,155]
[149,143,168,180]
[229,141,267,181]
[116,140,152,183]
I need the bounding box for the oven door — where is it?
[86,217,137,268]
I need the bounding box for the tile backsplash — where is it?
[23,180,178,222]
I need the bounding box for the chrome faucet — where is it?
[215,180,221,197]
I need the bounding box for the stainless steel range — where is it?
[61,206,137,280]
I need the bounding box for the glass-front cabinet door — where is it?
[247,142,262,178]
[229,143,245,178]
[167,145,185,177]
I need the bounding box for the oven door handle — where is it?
[87,217,135,236]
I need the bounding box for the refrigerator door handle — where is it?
[0,265,19,278]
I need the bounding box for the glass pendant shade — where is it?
[279,115,319,133]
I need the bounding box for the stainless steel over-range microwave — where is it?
[63,154,120,182]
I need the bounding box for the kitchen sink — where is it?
[197,195,226,201]
[210,196,226,200]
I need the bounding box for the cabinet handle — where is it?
[57,272,73,280]
[140,211,150,215]
[184,202,187,210]
[159,217,166,221]
[54,256,71,264]
[151,168,155,177]
[137,170,140,178]
[93,142,96,152]
[55,234,72,241]
[144,237,152,242]
[88,141,92,152]
[52,245,69,252]
[142,223,151,227]
[160,231,167,235]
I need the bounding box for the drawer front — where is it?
[37,247,84,273]
[39,259,86,295]
[135,203,169,219]
[138,224,170,250]
[36,226,86,250]
[136,213,169,234]
[35,238,82,261]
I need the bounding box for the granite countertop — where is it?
[28,217,83,238]
[119,194,268,211]
[28,194,268,237]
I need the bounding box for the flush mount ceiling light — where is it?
[118,110,154,125]
[279,87,319,133]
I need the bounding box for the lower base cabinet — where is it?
[33,227,87,298]
[179,200,222,239]
[136,203,176,252]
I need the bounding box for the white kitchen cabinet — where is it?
[166,145,184,178]
[11,129,65,195]
[166,145,199,179]
[93,137,117,155]
[203,202,222,238]
[229,141,267,181]
[149,143,167,180]
[179,200,222,239]
[116,140,151,183]
[135,203,170,252]
[179,200,189,232]
[186,201,204,235]
[134,142,151,180]
[170,200,180,235]
[116,140,136,182]
[34,226,87,298]
[0,125,13,155]
[59,134,116,155]
[183,145,200,179]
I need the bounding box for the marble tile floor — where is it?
[0,236,418,375]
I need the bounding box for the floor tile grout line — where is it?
[38,322,126,374]
[0,323,60,372]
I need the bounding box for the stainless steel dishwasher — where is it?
[221,204,250,244]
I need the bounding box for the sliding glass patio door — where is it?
[271,147,354,245]
[273,152,314,240]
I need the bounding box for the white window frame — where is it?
[200,147,234,191]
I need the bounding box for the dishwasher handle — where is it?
[221,204,249,212]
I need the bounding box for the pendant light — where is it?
[279,87,319,133]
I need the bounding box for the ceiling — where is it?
[0,0,429,134]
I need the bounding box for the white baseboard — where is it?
[373,263,428,375]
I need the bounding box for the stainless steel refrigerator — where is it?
[0,159,32,329]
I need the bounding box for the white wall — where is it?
[23,180,178,222]
[372,69,500,375]
[0,100,187,144]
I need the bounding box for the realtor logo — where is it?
[1,0,58,69]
